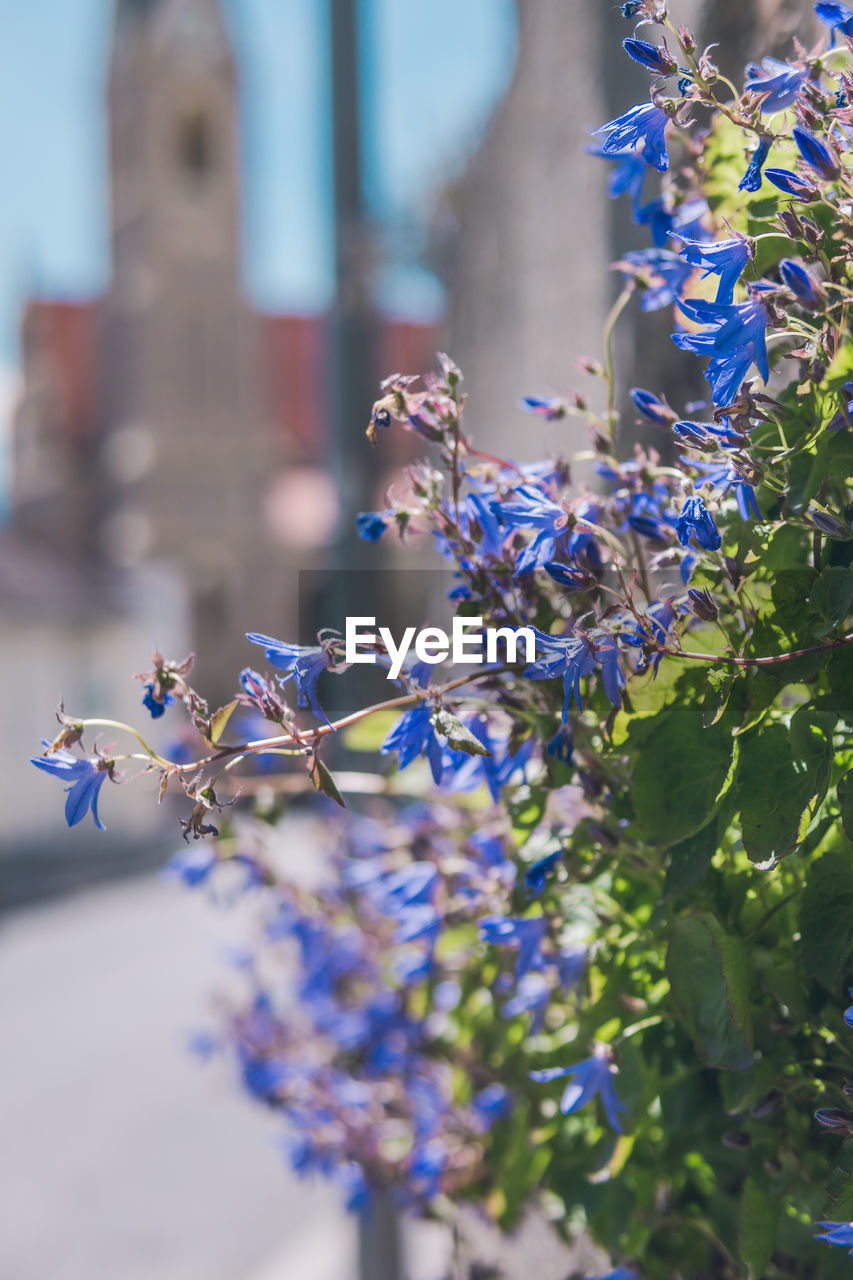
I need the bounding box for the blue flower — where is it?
[673,294,769,406]
[594,102,670,171]
[676,235,751,304]
[356,511,388,542]
[394,903,441,944]
[738,136,772,191]
[695,461,760,520]
[764,167,819,197]
[592,1269,639,1280]
[525,851,561,897]
[816,1221,853,1254]
[531,1047,626,1131]
[246,632,332,722]
[519,394,567,420]
[524,628,597,720]
[587,145,647,217]
[165,846,217,886]
[479,915,547,977]
[619,248,693,311]
[567,497,603,565]
[546,723,573,763]
[744,57,806,111]
[381,703,444,784]
[31,750,109,830]
[142,682,175,719]
[544,561,595,590]
[622,37,676,75]
[622,599,676,652]
[557,946,587,990]
[490,486,566,575]
[463,490,505,558]
[630,387,673,424]
[793,125,839,179]
[472,1083,511,1129]
[780,257,824,304]
[595,634,626,706]
[816,1,853,43]
[676,495,722,550]
[626,491,675,541]
[504,971,551,1025]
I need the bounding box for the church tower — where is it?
[103,0,279,694]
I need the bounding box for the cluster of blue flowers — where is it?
[28,2,853,1274]
[166,799,595,1210]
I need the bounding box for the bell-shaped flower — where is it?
[31,749,109,830]
[676,495,722,550]
[246,633,335,723]
[381,703,444,784]
[593,101,670,171]
[673,293,769,406]
[738,136,772,192]
[744,57,806,112]
[524,628,597,720]
[816,1221,853,1255]
[816,1,853,44]
[479,915,547,977]
[531,1044,626,1131]
[676,235,750,304]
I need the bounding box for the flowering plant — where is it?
[30,2,853,1275]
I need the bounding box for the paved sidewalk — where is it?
[0,873,350,1280]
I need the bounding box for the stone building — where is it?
[9,0,434,702]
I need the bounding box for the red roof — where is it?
[20,300,100,444]
[19,297,442,461]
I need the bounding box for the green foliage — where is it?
[667,912,753,1069]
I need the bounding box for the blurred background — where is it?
[0,0,785,1276]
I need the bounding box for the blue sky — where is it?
[0,0,517,366]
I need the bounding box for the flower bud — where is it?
[622,37,677,75]
[793,125,839,180]
[687,587,718,620]
[807,505,853,539]
[777,209,804,239]
[780,257,826,306]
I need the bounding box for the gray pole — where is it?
[326,5,404,1278]
[328,0,376,574]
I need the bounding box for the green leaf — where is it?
[431,707,492,756]
[667,912,753,1070]
[828,648,853,720]
[800,851,853,993]
[821,339,853,396]
[824,1147,853,1221]
[703,669,736,728]
[810,566,853,636]
[611,661,693,747]
[665,821,719,899]
[737,708,835,864]
[632,707,736,848]
[309,755,346,808]
[208,700,238,745]
[738,1176,778,1280]
[839,771,853,842]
